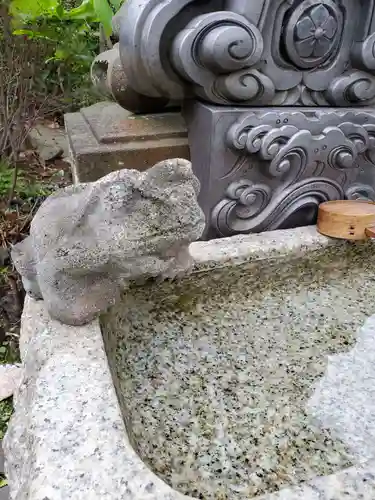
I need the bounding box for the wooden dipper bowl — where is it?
[317,200,375,240]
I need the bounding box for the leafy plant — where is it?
[0,162,15,199]
[0,161,49,201]
[0,399,13,440]
[23,19,100,110]
[7,0,124,112]
[0,7,44,166]
[11,0,123,38]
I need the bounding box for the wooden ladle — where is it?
[317,200,375,240]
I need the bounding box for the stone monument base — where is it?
[65,101,190,183]
[184,101,375,240]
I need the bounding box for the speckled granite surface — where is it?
[6,226,375,500]
[102,227,375,500]
[4,298,188,500]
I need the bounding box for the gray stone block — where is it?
[0,486,9,500]
[65,102,190,183]
[29,125,68,162]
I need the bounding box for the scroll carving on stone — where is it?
[102,0,375,108]
[93,0,375,240]
[198,109,375,237]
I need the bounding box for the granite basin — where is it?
[5,226,375,500]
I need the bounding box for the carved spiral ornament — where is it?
[212,178,344,236]
[284,1,342,69]
[346,183,375,201]
[352,33,375,72]
[218,110,375,236]
[211,180,272,234]
[225,180,272,219]
[171,11,263,103]
[197,23,261,73]
[116,0,375,106]
[214,69,275,104]
[326,71,375,106]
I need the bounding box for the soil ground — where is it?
[0,123,72,447]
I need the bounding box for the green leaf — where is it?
[55,2,64,17]
[10,0,59,18]
[0,347,6,355]
[54,48,69,60]
[66,0,96,19]
[13,28,35,36]
[93,0,113,35]
[108,0,122,11]
[0,478,8,488]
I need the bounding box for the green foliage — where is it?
[0,399,13,440]
[0,163,14,199]
[0,478,8,489]
[8,0,125,111]
[10,0,123,36]
[0,162,50,200]
[0,341,19,366]
[24,18,100,109]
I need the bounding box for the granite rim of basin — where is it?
[4,225,375,500]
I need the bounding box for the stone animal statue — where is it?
[12,159,205,326]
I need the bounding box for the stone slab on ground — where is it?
[29,125,68,162]
[65,102,190,183]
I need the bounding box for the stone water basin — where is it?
[6,226,375,500]
[102,226,375,500]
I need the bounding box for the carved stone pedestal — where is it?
[65,102,189,183]
[91,0,375,239]
[185,102,375,239]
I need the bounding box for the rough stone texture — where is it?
[0,365,22,402]
[103,226,375,499]
[5,226,375,500]
[3,297,190,500]
[29,125,68,161]
[11,158,205,326]
[0,487,9,500]
[65,102,190,183]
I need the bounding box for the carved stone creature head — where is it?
[12,159,205,326]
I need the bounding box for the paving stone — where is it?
[29,124,68,162]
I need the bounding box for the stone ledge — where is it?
[65,102,190,183]
[4,298,188,500]
[5,226,375,500]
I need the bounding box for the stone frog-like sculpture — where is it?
[11,159,205,326]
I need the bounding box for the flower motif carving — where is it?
[284,1,342,69]
[295,4,338,59]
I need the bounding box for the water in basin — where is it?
[103,246,375,499]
